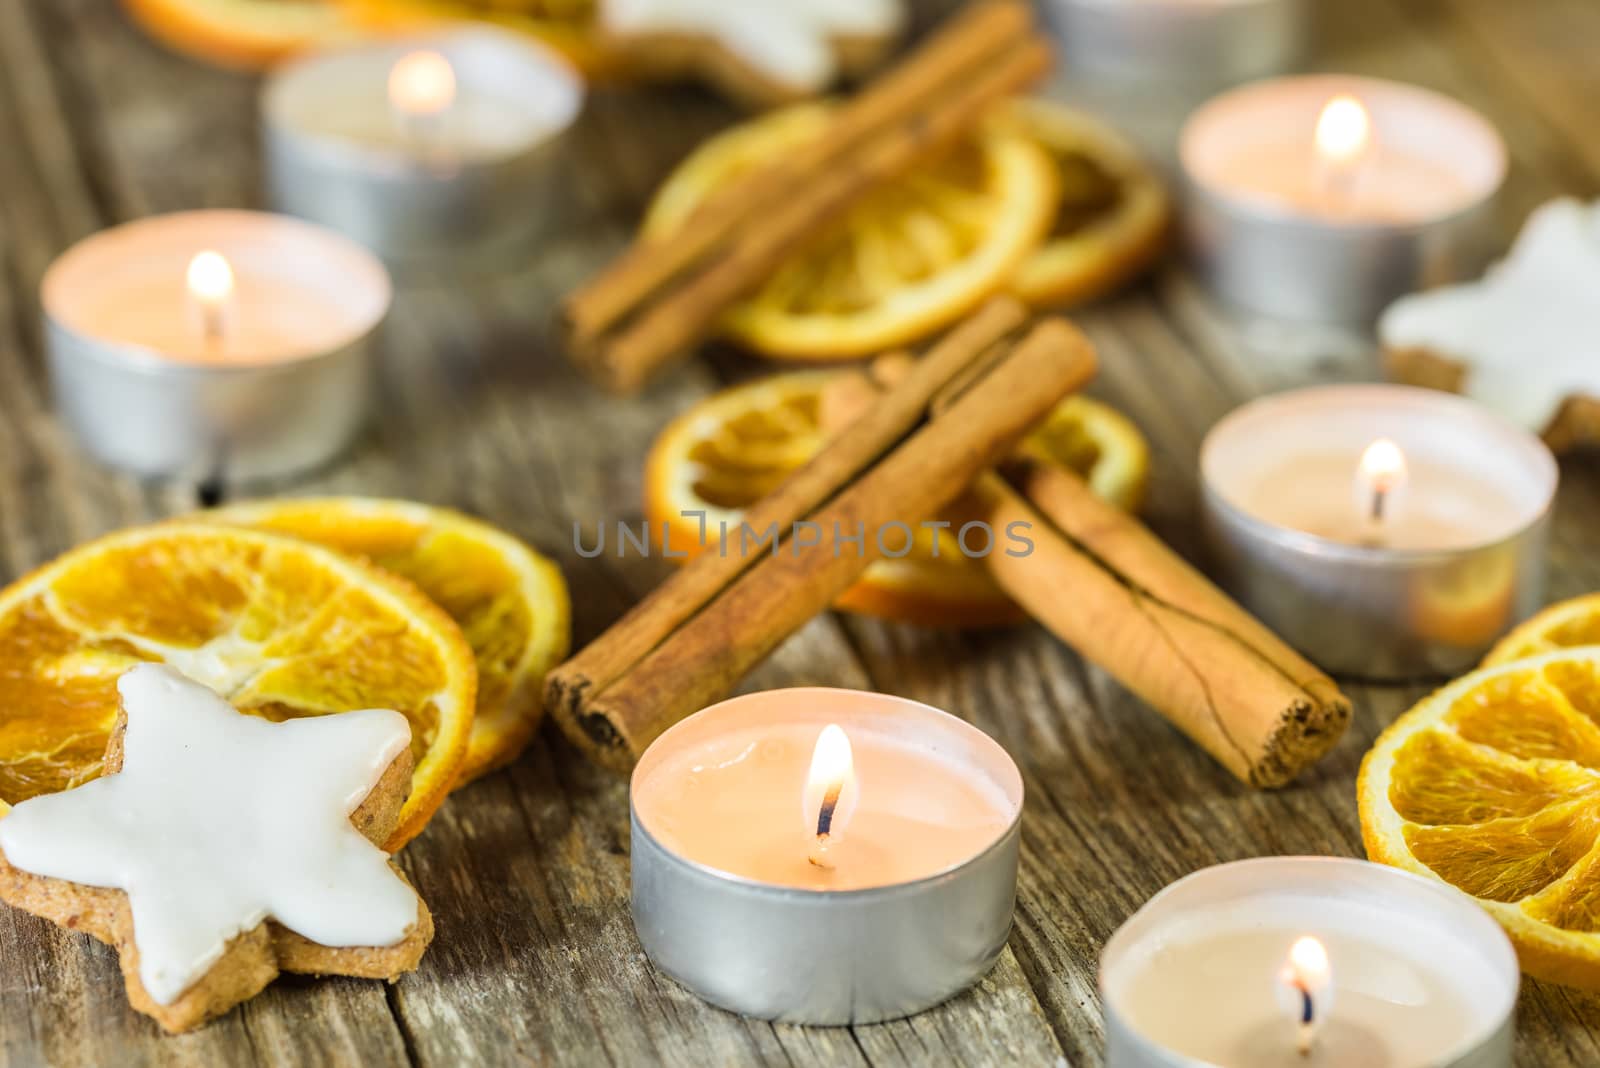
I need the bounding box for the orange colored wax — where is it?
[633,722,1016,892]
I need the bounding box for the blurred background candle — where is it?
[1200,384,1557,678]
[263,27,584,263]
[1041,0,1309,90]
[1101,858,1518,1067]
[42,210,390,484]
[630,688,1022,1023]
[1181,75,1506,322]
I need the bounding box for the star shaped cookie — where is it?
[0,664,433,1033]
[601,0,906,108]
[1382,197,1600,452]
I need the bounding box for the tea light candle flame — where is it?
[1355,437,1409,536]
[1277,935,1333,1057]
[388,51,457,118]
[184,250,234,347]
[1314,94,1373,211]
[803,724,859,870]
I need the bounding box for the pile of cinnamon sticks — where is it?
[563,0,1052,393]
[547,296,1353,786]
[546,301,1096,769]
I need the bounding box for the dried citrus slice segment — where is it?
[121,0,372,70]
[643,370,1148,627]
[642,103,1058,361]
[205,498,570,785]
[123,0,607,73]
[1001,99,1168,308]
[1359,648,1600,987]
[1485,593,1600,667]
[0,523,476,849]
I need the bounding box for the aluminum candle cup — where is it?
[630,688,1023,1025]
[1100,858,1518,1068]
[1180,75,1506,323]
[262,28,584,262]
[42,210,391,482]
[1200,385,1557,680]
[1042,0,1308,88]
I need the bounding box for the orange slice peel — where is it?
[1360,647,1600,988]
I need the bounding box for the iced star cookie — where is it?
[1382,198,1600,453]
[599,0,906,108]
[0,665,433,1033]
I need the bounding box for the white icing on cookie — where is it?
[0,664,417,1006]
[602,0,904,92]
[1380,198,1600,431]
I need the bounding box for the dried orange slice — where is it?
[206,498,570,785]
[1484,594,1600,667]
[643,370,1148,626]
[121,0,372,70]
[1003,99,1169,308]
[642,104,1059,361]
[1359,648,1600,988]
[122,0,608,74]
[0,523,476,849]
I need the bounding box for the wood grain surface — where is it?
[0,0,1597,1064]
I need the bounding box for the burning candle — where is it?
[1200,384,1557,678]
[1101,858,1518,1068]
[630,688,1023,1023]
[262,28,584,262]
[1040,0,1308,89]
[1180,75,1507,322]
[42,210,390,483]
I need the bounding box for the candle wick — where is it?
[808,782,842,869]
[1369,485,1387,524]
[1296,983,1315,1057]
[815,783,841,838]
[200,303,226,349]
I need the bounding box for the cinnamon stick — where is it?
[972,463,1350,787]
[554,317,1097,770]
[565,0,1037,346]
[829,355,1351,786]
[565,3,1052,392]
[546,298,1032,762]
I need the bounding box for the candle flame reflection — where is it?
[185,250,234,346]
[388,50,457,117]
[803,724,859,869]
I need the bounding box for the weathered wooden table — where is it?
[1,0,1597,1064]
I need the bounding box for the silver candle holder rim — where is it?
[1199,384,1558,564]
[39,210,393,374]
[260,28,585,176]
[1179,75,1509,235]
[1098,856,1520,1068]
[629,686,1025,898]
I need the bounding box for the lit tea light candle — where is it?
[262,28,584,262]
[42,210,390,483]
[630,688,1022,1023]
[1101,858,1518,1068]
[1277,936,1331,1056]
[1181,75,1507,322]
[1040,0,1308,88]
[1200,384,1557,678]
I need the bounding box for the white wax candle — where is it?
[1101,858,1518,1068]
[42,211,390,365]
[631,688,1020,892]
[264,29,581,165]
[1181,75,1505,225]
[1202,385,1555,554]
